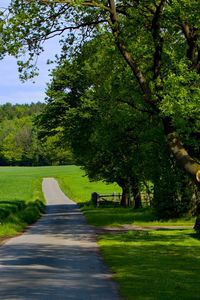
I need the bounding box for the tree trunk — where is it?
[117,178,131,207]
[194,188,200,232]
[163,117,200,230]
[163,117,200,184]
[132,179,142,209]
[121,184,130,207]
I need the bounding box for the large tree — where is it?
[37,37,144,207]
[38,36,194,216]
[1,0,200,228]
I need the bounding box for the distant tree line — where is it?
[0,102,74,166]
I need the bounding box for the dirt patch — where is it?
[0,237,10,246]
[94,224,193,234]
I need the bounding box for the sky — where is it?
[0,0,61,105]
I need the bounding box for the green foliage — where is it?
[153,161,195,219]
[2,0,200,219]
[37,35,151,209]
[2,1,200,142]
[0,102,74,166]
[39,35,196,216]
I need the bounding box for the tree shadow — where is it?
[0,199,26,221]
[0,243,121,299]
[81,206,156,227]
[189,232,200,241]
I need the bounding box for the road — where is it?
[0,178,123,300]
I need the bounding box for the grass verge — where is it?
[0,174,45,240]
[80,206,194,227]
[57,174,200,299]
[99,230,200,300]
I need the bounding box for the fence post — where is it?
[91,192,98,207]
[113,192,116,202]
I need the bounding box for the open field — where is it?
[0,165,119,239]
[1,166,200,299]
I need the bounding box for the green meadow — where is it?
[0,165,200,299]
[0,165,119,239]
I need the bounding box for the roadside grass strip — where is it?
[81,206,194,227]
[0,175,45,239]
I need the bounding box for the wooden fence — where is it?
[91,191,153,207]
[91,192,121,207]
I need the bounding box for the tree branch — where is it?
[107,0,157,111]
[41,19,107,40]
[181,21,199,71]
[38,0,111,12]
[151,0,166,80]
[118,98,155,115]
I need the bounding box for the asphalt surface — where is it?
[0,178,123,300]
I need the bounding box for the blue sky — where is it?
[0,0,61,105]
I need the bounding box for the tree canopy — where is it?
[0,103,73,166]
[1,0,200,228]
[37,34,194,216]
[1,1,199,173]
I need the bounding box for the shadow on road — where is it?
[0,203,121,300]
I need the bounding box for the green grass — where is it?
[56,171,120,203]
[99,230,200,300]
[80,206,194,227]
[0,167,45,239]
[0,165,119,239]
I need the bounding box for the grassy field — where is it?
[0,165,119,239]
[1,165,200,299]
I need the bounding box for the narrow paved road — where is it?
[0,178,123,300]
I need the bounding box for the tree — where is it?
[0,103,74,166]
[2,0,200,228]
[37,37,146,207]
[38,36,194,216]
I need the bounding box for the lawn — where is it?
[99,230,200,300]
